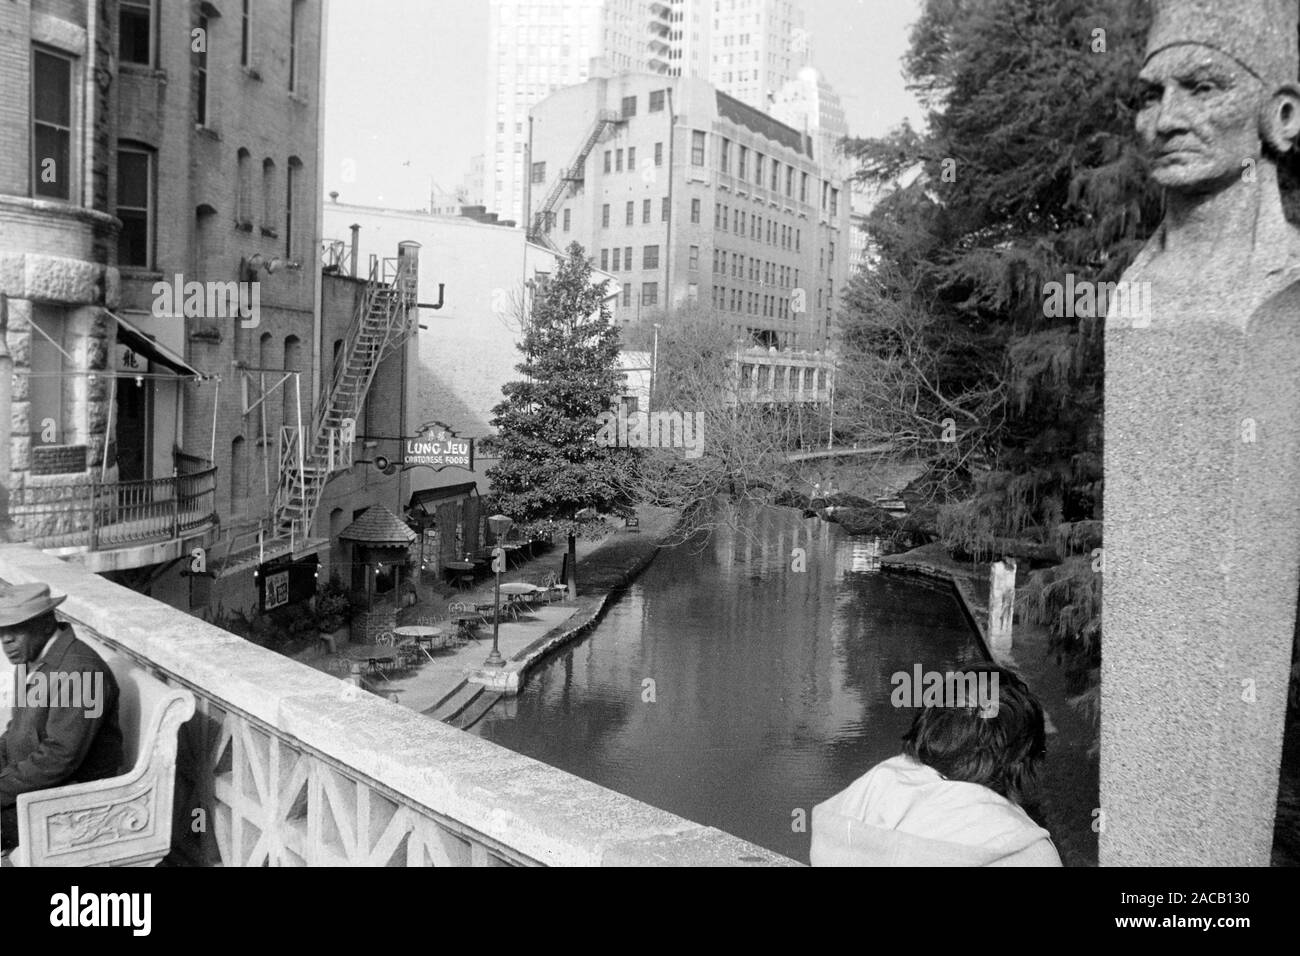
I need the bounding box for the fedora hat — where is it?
[0,582,66,627]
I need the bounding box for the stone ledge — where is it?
[0,543,792,867]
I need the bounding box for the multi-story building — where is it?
[528,74,850,351]
[1,0,426,622]
[484,0,814,223]
[322,199,618,574]
[770,66,849,177]
[708,0,806,110]
[484,0,672,225]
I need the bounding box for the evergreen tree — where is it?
[840,0,1166,704]
[486,243,630,596]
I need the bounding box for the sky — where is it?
[322,0,925,213]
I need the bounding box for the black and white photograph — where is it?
[0,0,1297,927]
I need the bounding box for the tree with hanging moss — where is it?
[486,242,632,597]
[839,0,1168,711]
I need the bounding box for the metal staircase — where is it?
[219,254,418,574]
[530,109,625,251]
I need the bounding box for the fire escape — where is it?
[529,110,625,251]
[219,253,419,573]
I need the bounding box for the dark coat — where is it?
[0,624,124,808]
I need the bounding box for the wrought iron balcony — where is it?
[11,455,219,571]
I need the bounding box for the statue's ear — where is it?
[1262,84,1300,154]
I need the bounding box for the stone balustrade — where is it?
[0,544,795,867]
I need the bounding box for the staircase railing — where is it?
[530,109,622,247]
[265,253,417,545]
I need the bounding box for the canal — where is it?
[472,505,989,863]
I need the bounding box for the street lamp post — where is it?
[484,513,514,667]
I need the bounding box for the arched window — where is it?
[261,158,276,233]
[282,335,302,427]
[236,148,252,225]
[285,156,303,257]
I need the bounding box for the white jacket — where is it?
[810,754,1062,866]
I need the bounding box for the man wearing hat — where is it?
[0,582,123,853]
[1102,0,1300,865]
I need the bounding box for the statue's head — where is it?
[1137,0,1300,194]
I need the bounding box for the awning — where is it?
[109,312,206,378]
[409,482,478,515]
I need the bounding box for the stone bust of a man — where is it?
[1117,0,1300,326]
[1102,0,1300,866]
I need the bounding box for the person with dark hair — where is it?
[810,664,1061,866]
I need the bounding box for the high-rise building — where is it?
[708,0,807,110]
[529,74,850,351]
[770,66,849,177]
[484,0,677,225]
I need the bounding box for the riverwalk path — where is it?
[301,505,679,726]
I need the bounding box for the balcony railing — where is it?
[11,462,218,554]
[0,546,795,867]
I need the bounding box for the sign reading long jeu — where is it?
[402,422,473,471]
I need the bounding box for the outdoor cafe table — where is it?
[497,582,542,616]
[445,560,478,590]
[393,625,448,657]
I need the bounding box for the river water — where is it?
[472,505,986,863]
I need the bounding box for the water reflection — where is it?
[472,505,982,862]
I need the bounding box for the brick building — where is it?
[1,1,424,622]
[528,73,851,351]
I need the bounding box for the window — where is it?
[285,157,301,256]
[626,201,634,225]
[691,130,706,166]
[738,146,748,179]
[601,249,609,270]
[32,48,73,200]
[622,283,632,307]
[689,245,699,271]
[289,0,304,92]
[240,0,251,67]
[622,95,637,117]
[602,204,610,227]
[531,161,546,183]
[236,148,253,223]
[612,248,621,270]
[628,147,636,170]
[800,172,808,203]
[654,142,663,166]
[604,150,612,173]
[616,149,623,172]
[662,197,670,222]
[830,188,840,217]
[771,160,780,191]
[643,199,651,224]
[261,159,277,232]
[643,245,659,269]
[563,208,571,232]
[719,138,730,173]
[117,145,153,268]
[641,282,658,306]
[649,89,665,112]
[625,245,632,267]
[119,0,153,66]
[755,153,764,186]
[691,198,701,224]
[195,14,210,124]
